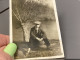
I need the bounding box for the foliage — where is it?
[12,0,55,23]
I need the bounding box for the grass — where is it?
[14,39,63,59]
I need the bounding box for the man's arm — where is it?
[31,32,36,39]
[30,29,43,41]
[41,30,47,39]
[30,29,37,39]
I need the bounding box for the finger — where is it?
[5,35,9,45]
[0,43,17,60]
[0,34,9,47]
[0,46,6,51]
[4,43,17,57]
[0,51,13,60]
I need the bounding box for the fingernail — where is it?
[4,43,17,57]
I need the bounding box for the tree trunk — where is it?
[21,23,30,42]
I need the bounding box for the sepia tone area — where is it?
[12,0,63,59]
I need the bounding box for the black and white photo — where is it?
[10,0,64,59]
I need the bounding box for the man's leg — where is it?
[43,38,50,48]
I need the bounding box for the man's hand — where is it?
[41,38,43,40]
[0,34,17,60]
[36,37,43,41]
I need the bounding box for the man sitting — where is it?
[29,21,50,49]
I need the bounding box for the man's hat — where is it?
[34,21,41,25]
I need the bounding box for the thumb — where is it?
[4,43,17,57]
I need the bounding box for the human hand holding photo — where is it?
[0,34,17,60]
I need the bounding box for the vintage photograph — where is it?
[10,0,64,59]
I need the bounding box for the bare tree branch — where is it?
[16,7,22,23]
[13,10,20,21]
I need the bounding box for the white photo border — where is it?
[9,0,64,59]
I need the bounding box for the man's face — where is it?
[36,24,40,28]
